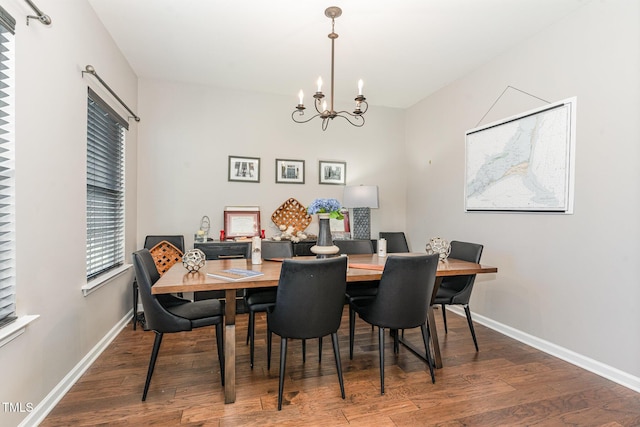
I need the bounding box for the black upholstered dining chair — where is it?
[245,240,293,368]
[132,235,186,330]
[433,240,484,351]
[144,235,185,254]
[267,256,348,410]
[379,231,410,253]
[335,239,379,301]
[349,254,440,394]
[334,239,374,255]
[132,249,224,401]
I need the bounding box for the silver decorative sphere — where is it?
[182,248,206,272]
[426,237,451,261]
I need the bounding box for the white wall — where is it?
[2,1,638,425]
[0,1,138,425]
[136,79,407,248]
[406,0,640,379]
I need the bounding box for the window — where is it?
[86,88,127,280]
[0,6,15,327]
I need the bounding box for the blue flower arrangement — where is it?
[307,198,344,220]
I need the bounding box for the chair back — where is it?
[132,249,191,333]
[269,257,347,339]
[363,254,439,329]
[261,240,293,259]
[144,235,185,275]
[379,232,409,253]
[440,241,483,301]
[144,235,185,252]
[335,239,374,254]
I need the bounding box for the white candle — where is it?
[317,76,323,92]
[298,90,304,105]
[358,79,364,95]
[378,238,387,257]
[251,236,262,265]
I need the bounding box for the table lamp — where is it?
[343,185,379,240]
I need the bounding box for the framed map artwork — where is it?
[465,97,576,213]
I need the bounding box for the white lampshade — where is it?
[343,185,379,208]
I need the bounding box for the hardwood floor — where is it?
[42,308,640,426]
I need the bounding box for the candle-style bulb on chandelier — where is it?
[292,6,368,131]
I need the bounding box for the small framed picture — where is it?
[319,160,346,185]
[224,208,261,238]
[228,156,260,183]
[275,159,305,184]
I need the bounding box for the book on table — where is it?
[207,268,264,281]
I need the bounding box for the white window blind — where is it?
[0,6,15,327]
[86,88,127,280]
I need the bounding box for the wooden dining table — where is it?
[152,253,497,404]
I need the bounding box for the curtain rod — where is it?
[24,0,51,25]
[82,65,141,122]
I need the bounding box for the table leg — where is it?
[224,289,236,404]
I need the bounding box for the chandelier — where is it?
[292,6,368,131]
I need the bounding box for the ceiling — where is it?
[87,0,589,109]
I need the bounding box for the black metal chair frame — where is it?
[435,240,483,351]
[132,249,224,401]
[245,240,293,368]
[266,257,348,410]
[348,254,439,395]
[132,235,185,330]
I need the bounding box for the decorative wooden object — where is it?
[149,240,183,275]
[271,198,312,233]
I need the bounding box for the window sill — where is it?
[0,315,39,349]
[82,264,132,296]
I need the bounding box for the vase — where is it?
[310,213,339,258]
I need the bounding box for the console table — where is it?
[194,241,252,259]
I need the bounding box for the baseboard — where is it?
[19,311,132,427]
[446,306,640,393]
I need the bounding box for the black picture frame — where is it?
[319,160,346,185]
[275,158,305,184]
[228,155,260,183]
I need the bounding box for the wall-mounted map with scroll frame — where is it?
[465,97,576,213]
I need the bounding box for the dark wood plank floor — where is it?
[42,307,640,426]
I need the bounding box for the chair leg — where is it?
[216,322,225,386]
[331,332,346,399]
[249,311,255,369]
[378,327,385,395]
[420,323,435,384]
[441,304,448,333]
[132,279,138,331]
[302,339,306,363]
[246,310,253,345]
[142,332,163,401]
[267,328,272,371]
[393,329,399,354]
[464,304,479,352]
[349,307,356,360]
[278,337,288,411]
[318,337,323,363]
